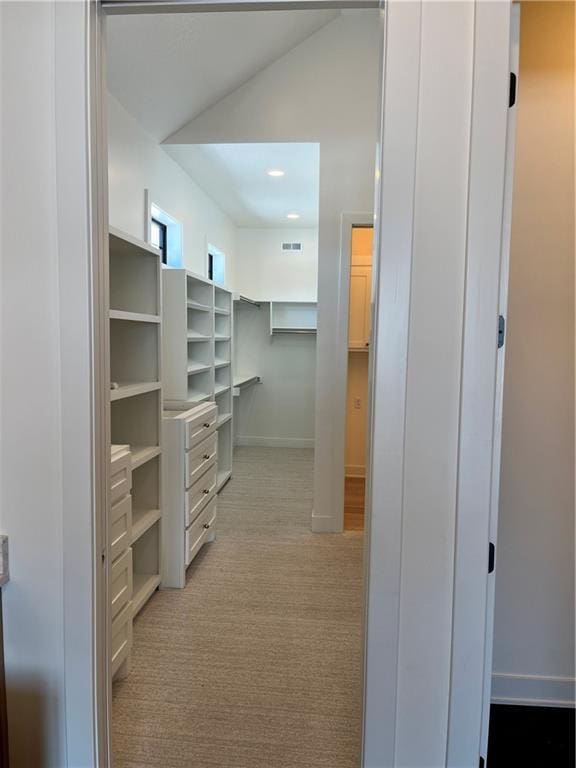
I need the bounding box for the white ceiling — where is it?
[107,10,339,141]
[165,143,319,228]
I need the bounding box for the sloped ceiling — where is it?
[106,10,340,141]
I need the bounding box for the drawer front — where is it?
[111,601,132,677]
[185,431,218,489]
[111,446,132,505]
[186,462,218,527]
[111,547,133,621]
[110,494,132,562]
[185,404,218,450]
[185,497,217,566]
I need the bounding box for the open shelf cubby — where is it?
[109,228,161,317]
[214,364,231,395]
[132,521,161,617]
[215,286,232,314]
[187,369,213,402]
[270,301,317,334]
[131,455,161,545]
[187,306,213,338]
[214,339,231,368]
[110,319,160,389]
[111,389,160,458]
[187,273,214,308]
[214,312,231,339]
[215,388,232,425]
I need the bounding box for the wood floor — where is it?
[112,447,364,768]
[344,476,365,531]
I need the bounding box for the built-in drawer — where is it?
[111,547,132,621]
[185,431,217,489]
[186,462,218,527]
[111,445,131,505]
[185,496,217,566]
[111,601,132,678]
[110,494,132,562]
[185,403,218,451]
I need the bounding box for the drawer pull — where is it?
[203,454,210,460]
[203,423,211,428]
[202,489,210,495]
[203,523,210,529]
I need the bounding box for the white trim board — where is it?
[235,436,314,449]
[491,673,576,708]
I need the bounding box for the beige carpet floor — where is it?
[112,447,365,768]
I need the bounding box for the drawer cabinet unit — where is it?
[186,461,218,527]
[185,430,218,488]
[162,403,218,588]
[110,445,133,681]
[186,497,217,566]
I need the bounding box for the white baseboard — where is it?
[345,464,365,478]
[491,672,576,708]
[235,436,314,449]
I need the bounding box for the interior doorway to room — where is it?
[344,224,373,531]
[104,6,383,767]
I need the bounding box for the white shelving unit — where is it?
[109,227,163,629]
[162,269,233,491]
[269,301,317,334]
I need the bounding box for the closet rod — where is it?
[235,295,261,308]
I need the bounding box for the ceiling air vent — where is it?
[281,241,303,253]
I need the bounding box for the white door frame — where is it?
[44,1,514,765]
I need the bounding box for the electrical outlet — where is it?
[354,398,361,410]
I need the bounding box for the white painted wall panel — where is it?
[108,94,237,282]
[234,228,318,301]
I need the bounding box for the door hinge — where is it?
[509,72,517,107]
[488,542,495,574]
[498,315,506,349]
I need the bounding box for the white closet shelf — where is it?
[187,389,213,403]
[217,413,232,427]
[187,362,211,375]
[110,310,161,324]
[187,333,212,342]
[217,469,231,491]
[131,445,161,470]
[271,327,317,334]
[132,573,161,616]
[214,334,231,341]
[214,307,230,316]
[214,359,230,369]
[131,509,161,544]
[110,382,161,401]
[187,300,212,312]
[110,226,161,258]
[214,384,231,396]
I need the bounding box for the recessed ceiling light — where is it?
[268,169,285,177]
[286,213,300,220]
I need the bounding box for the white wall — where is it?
[168,11,382,532]
[233,227,318,446]
[108,94,237,282]
[233,305,316,447]
[0,2,95,765]
[234,228,318,301]
[493,0,575,707]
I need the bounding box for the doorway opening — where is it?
[104,7,383,766]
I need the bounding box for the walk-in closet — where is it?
[103,7,381,766]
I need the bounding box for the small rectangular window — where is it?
[151,218,167,265]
